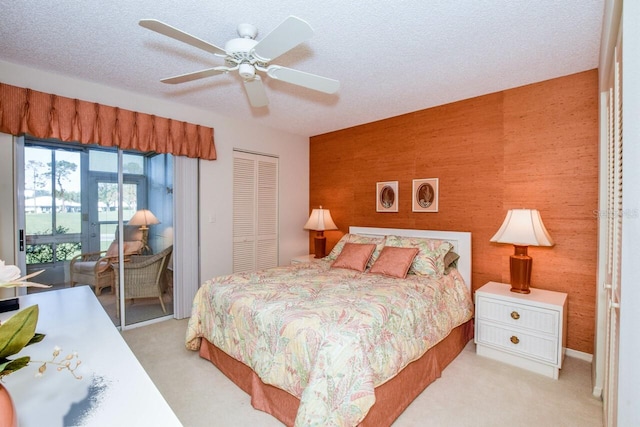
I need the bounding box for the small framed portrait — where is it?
[376,181,398,212]
[412,178,439,212]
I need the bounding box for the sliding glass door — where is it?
[23,144,82,288]
[19,138,174,328]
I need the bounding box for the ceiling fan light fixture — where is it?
[239,63,256,79]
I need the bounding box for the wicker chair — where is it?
[69,225,144,296]
[113,245,173,318]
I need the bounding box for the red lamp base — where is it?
[509,245,532,294]
[313,232,327,259]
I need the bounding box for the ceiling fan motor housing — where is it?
[225,38,258,58]
[236,23,258,39]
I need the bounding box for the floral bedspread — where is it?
[186,260,473,427]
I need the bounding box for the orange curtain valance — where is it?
[0,82,216,160]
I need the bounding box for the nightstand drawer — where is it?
[476,296,559,336]
[476,321,559,364]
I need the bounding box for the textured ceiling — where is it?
[0,1,604,137]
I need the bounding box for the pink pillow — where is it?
[331,243,376,272]
[105,241,119,257]
[369,246,419,279]
[123,241,144,255]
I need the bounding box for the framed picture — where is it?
[376,181,398,212]
[412,178,439,212]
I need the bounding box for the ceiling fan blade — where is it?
[243,76,269,108]
[160,67,229,84]
[139,19,226,56]
[252,16,314,61]
[266,65,340,94]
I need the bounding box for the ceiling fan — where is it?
[139,16,340,108]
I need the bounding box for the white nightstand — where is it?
[474,281,567,379]
[291,254,318,264]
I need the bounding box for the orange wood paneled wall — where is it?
[309,70,599,353]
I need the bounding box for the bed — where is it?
[186,227,474,426]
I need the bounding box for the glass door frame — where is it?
[15,136,26,296]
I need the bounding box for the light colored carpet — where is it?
[122,319,603,427]
[29,283,173,326]
[97,290,173,326]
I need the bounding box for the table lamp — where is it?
[303,206,338,258]
[490,209,554,293]
[128,209,160,254]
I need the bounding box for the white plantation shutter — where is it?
[233,156,256,272]
[257,159,278,269]
[233,150,278,273]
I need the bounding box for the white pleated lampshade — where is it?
[303,206,338,231]
[490,209,554,246]
[128,209,160,227]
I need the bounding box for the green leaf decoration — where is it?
[0,305,39,359]
[0,356,31,377]
[27,333,46,347]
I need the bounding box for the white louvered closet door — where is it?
[233,151,278,273]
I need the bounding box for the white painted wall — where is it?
[198,120,309,280]
[0,60,310,286]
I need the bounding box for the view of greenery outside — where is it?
[27,213,82,234]
[25,148,82,265]
[26,218,82,264]
[26,242,82,264]
[26,209,136,264]
[24,144,145,267]
[26,243,53,264]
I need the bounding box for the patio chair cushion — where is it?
[72,261,103,275]
[105,240,144,258]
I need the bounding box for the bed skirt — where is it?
[199,318,474,427]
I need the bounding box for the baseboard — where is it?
[592,385,603,399]
[564,348,593,362]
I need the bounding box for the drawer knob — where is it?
[510,311,520,320]
[510,336,520,345]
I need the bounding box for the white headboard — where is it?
[349,226,472,290]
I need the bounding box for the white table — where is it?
[0,286,182,427]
